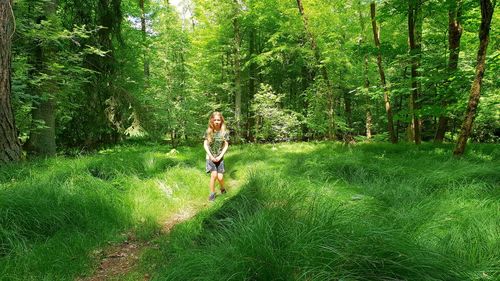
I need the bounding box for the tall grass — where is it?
[138,142,499,280]
[0,145,209,280]
[0,142,498,280]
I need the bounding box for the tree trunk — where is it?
[27,98,56,156]
[56,0,122,148]
[397,77,404,141]
[247,27,257,141]
[26,0,57,156]
[408,0,423,144]
[296,0,335,140]
[370,2,397,143]
[140,0,150,79]
[435,0,463,143]
[358,1,372,139]
[171,129,176,148]
[233,0,242,143]
[344,90,353,129]
[454,0,495,155]
[0,0,21,164]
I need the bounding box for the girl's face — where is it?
[212,115,222,129]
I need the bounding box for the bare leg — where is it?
[210,171,218,194]
[217,173,224,191]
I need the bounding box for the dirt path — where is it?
[77,175,241,281]
[77,207,199,281]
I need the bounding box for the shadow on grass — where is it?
[151,168,468,280]
[0,173,133,255]
[281,142,499,200]
[0,145,206,280]
[0,145,205,187]
[149,142,499,280]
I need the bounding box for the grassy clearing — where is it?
[133,142,499,281]
[0,142,498,280]
[0,144,210,280]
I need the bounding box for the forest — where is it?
[0,0,498,161]
[0,0,499,280]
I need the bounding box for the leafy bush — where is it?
[251,84,302,142]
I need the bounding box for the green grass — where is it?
[0,144,209,280]
[133,142,499,281]
[0,142,498,280]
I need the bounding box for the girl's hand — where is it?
[215,156,222,162]
[210,156,217,162]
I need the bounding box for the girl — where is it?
[204,112,229,201]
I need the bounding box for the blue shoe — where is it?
[208,192,216,201]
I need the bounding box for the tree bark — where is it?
[342,90,354,143]
[435,0,463,143]
[27,96,56,156]
[296,0,335,140]
[233,0,242,143]
[344,90,353,129]
[454,0,495,155]
[247,27,257,141]
[26,0,57,156]
[408,0,423,144]
[0,0,21,164]
[358,1,372,139]
[370,2,397,143]
[140,0,150,79]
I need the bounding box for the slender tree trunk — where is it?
[408,0,423,144]
[364,55,372,139]
[397,90,403,141]
[233,0,242,143]
[26,0,57,156]
[366,107,372,139]
[343,89,354,143]
[0,0,21,164]
[296,0,335,140]
[171,129,176,148]
[247,27,257,141]
[358,1,372,139]
[435,0,463,143]
[370,2,397,143]
[220,52,225,96]
[28,97,56,155]
[300,66,312,140]
[140,0,149,79]
[344,90,353,129]
[454,0,495,155]
[363,46,373,140]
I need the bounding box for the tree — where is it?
[370,1,397,143]
[25,0,58,156]
[247,24,257,140]
[232,0,242,143]
[357,0,372,139]
[454,0,496,155]
[139,0,150,80]
[0,0,22,164]
[58,0,125,148]
[434,0,463,143]
[296,0,335,140]
[251,84,300,142]
[8,0,496,150]
[408,0,423,144]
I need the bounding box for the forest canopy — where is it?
[1,0,498,162]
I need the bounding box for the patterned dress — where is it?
[206,130,229,158]
[205,130,229,173]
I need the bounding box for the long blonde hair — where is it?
[206,112,227,143]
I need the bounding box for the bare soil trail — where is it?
[77,206,200,281]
